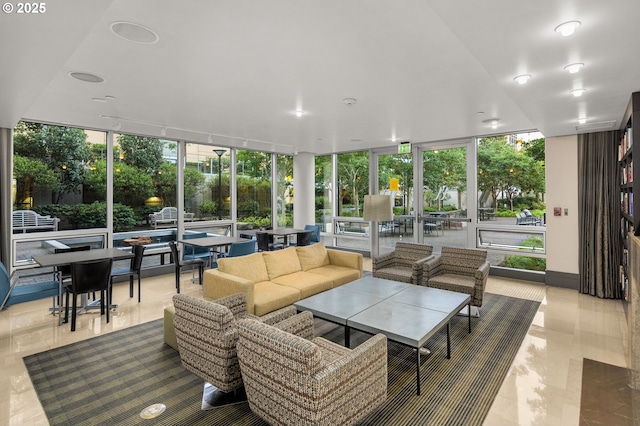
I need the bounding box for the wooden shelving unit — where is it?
[619,92,640,302]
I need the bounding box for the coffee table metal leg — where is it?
[344,325,351,348]
[416,349,421,395]
[446,323,451,359]
[468,302,472,333]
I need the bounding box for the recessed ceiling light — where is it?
[578,118,587,124]
[294,110,304,117]
[104,95,116,100]
[482,118,500,129]
[514,74,531,84]
[564,63,584,73]
[555,21,581,37]
[343,98,357,106]
[92,98,107,103]
[110,21,159,44]
[69,72,104,83]
[391,135,397,143]
[570,88,586,97]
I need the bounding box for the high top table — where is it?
[33,248,134,325]
[294,276,471,395]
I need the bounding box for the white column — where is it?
[0,128,13,268]
[293,152,315,228]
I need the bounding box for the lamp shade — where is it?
[363,195,393,222]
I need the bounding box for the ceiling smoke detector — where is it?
[342,98,357,106]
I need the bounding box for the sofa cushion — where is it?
[296,243,330,271]
[218,252,269,283]
[253,281,301,317]
[272,272,333,299]
[307,265,362,288]
[262,247,302,280]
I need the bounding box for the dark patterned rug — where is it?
[24,293,539,426]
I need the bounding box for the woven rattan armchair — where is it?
[372,242,434,285]
[422,247,490,310]
[236,312,387,426]
[172,293,303,407]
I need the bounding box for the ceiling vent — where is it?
[575,120,617,132]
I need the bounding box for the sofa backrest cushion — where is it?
[262,247,302,280]
[296,242,330,271]
[218,252,269,283]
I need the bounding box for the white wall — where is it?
[545,135,579,274]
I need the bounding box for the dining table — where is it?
[32,248,135,325]
[179,235,249,264]
[259,228,308,246]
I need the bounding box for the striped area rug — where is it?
[24,292,539,426]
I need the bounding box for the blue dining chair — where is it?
[304,224,322,243]
[0,261,61,311]
[211,239,256,268]
[181,232,212,266]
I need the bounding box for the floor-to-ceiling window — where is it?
[12,122,108,270]
[476,132,546,271]
[314,155,332,236]
[420,145,468,254]
[236,149,272,229]
[334,150,369,251]
[276,154,293,228]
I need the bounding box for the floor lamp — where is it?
[363,194,393,258]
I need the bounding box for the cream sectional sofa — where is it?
[203,243,363,316]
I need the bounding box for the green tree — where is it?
[84,160,154,207]
[423,148,466,210]
[478,136,545,210]
[523,138,545,163]
[237,150,270,178]
[116,135,164,173]
[12,155,57,207]
[14,122,90,203]
[337,151,368,216]
[154,163,205,209]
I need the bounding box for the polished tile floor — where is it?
[0,265,631,425]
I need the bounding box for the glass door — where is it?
[417,143,469,254]
[377,151,415,253]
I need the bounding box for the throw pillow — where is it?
[296,242,330,271]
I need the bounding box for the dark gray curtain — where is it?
[578,131,622,298]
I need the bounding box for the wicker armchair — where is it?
[422,247,490,310]
[236,313,388,426]
[372,242,434,285]
[172,293,303,407]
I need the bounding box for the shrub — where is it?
[501,236,546,271]
[198,200,217,217]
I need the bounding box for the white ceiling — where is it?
[1,0,639,155]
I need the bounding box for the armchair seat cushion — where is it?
[372,242,434,286]
[272,272,333,299]
[253,281,300,317]
[372,266,414,283]
[307,265,364,287]
[427,274,476,293]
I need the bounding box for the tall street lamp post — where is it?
[213,149,226,220]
